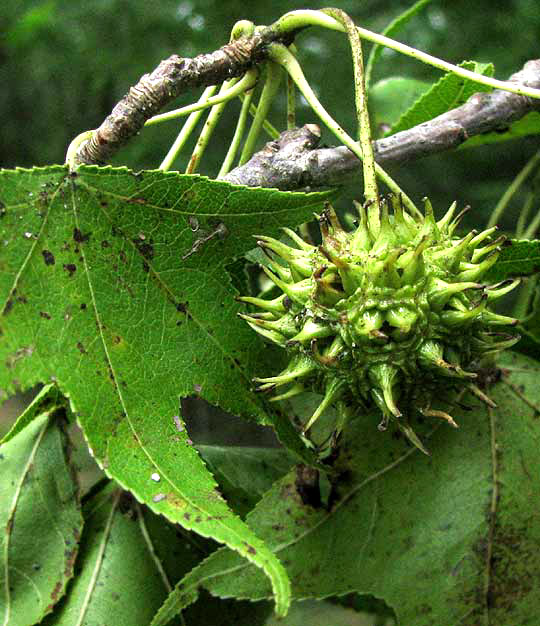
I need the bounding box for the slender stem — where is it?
[324,8,379,221]
[488,149,540,227]
[513,276,538,320]
[185,80,232,174]
[268,42,420,217]
[516,192,534,238]
[245,99,280,138]
[145,70,257,126]
[218,86,255,177]
[159,85,217,171]
[272,9,540,100]
[523,203,540,239]
[239,61,282,165]
[286,45,297,130]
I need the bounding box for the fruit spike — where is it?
[240,196,519,453]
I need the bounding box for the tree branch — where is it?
[74,27,295,165]
[222,59,540,190]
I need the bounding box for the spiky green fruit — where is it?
[240,197,519,453]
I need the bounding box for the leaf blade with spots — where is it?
[0,165,332,616]
[0,408,83,626]
[154,352,540,626]
[485,239,540,281]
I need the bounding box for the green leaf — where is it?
[44,484,200,625]
[388,61,494,135]
[485,239,540,281]
[1,383,61,444]
[365,0,433,90]
[460,111,540,149]
[0,165,332,616]
[0,410,83,625]
[198,445,295,517]
[156,351,540,626]
[369,77,431,135]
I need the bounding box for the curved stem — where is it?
[324,8,379,220]
[65,130,95,171]
[239,61,282,165]
[488,148,540,228]
[218,86,255,178]
[159,85,217,171]
[146,70,256,126]
[268,42,420,217]
[272,9,540,101]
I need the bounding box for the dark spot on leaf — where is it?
[113,336,122,345]
[133,239,154,260]
[80,303,87,310]
[40,311,51,320]
[63,263,76,277]
[118,250,127,264]
[76,342,86,354]
[50,581,63,601]
[3,300,13,315]
[142,261,149,273]
[176,302,188,314]
[101,240,110,248]
[73,228,90,243]
[183,512,191,521]
[42,250,55,265]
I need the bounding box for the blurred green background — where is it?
[1,0,539,234]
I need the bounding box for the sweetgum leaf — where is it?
[155,352,540,626]
[0,165,332,616]
[0,409,83,625]
[388,61,494,135]
[485,239,540,281]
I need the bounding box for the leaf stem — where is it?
[159,86,216,171]
[185,80,236,174]
[145,70,257,127]
[218,86,255,177]
[268,42,420,217]
[272,9,540,100]
[239,62,282,165]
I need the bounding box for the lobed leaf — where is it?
[0,410,83,625]
[155,352,540,626]
[0,165,332,615]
